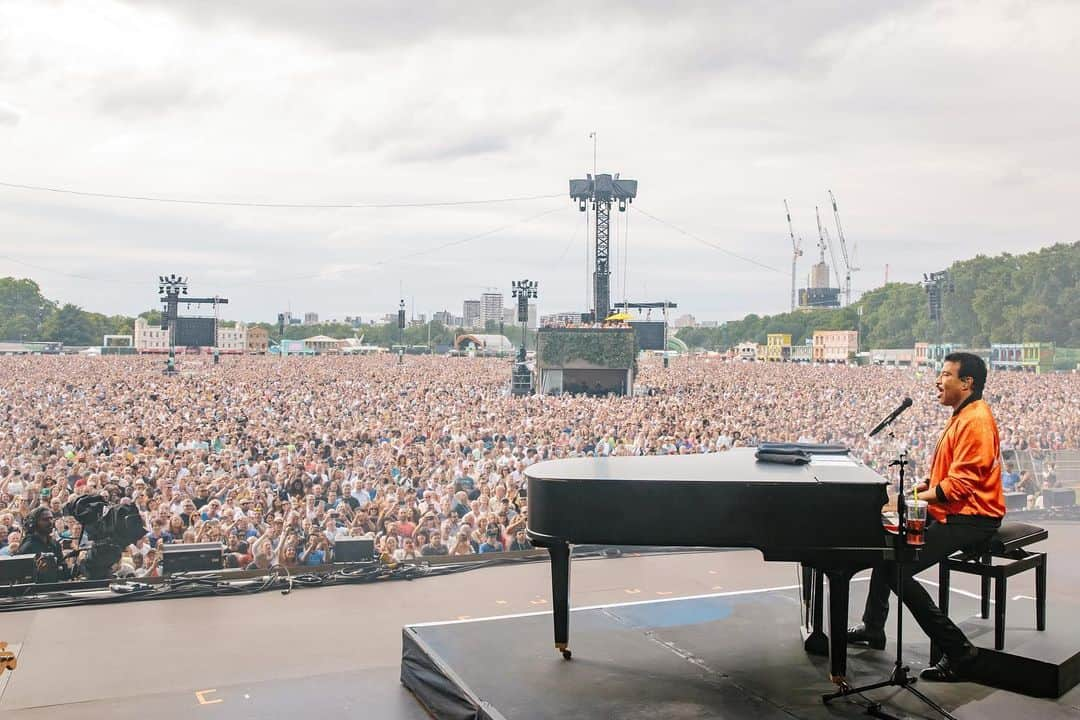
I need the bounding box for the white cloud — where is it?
[0,101,20,125]
[0,0,1076,323]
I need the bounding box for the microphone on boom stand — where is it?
[867,397,913,438]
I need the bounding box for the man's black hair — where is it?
[24,505,50,534]
[944,351,987,394]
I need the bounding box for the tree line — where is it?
[3,242,1075,349]
[676,242,1079,351]
[0,280,530,349]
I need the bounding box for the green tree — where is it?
[0,277,56,342]
[40,304,98,345]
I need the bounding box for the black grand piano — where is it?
[525,448,903,683]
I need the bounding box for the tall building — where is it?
[433,310,454,326]
[809,262,831,289]
[502,303,539,328]
[798,259,841,309]
[480,292,503,327]
[463,300,481,328]
[672,314,696,329]
[304,312,319,325]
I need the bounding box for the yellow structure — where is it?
[1022,342,1055,374]
[765,333,792,362]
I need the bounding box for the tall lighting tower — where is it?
[784,200,803,312]
[569,172,638,322]
[158,274,188,347]
[397,298,406,363]
[512,279,538,359]
[923,270,953,339]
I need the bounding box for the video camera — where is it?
[63,494,147,579]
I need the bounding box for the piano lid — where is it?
[525,447,888,486]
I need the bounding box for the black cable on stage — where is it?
[0,548,717,613]
[0,554,544,612]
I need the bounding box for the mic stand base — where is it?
[822,445,957,720]
[824,666,956,720]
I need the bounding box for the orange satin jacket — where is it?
[928,398,1005,523]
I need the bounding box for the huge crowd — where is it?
[0,354,1076,579]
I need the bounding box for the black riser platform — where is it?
[402,586,1080,719]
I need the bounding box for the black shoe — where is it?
[920,649,978,682]
[846,623,886,650]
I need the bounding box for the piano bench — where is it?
[937,522,1048,653]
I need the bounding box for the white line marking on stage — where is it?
[917,578,994,604]
[1013,594,1036,601]
[409,580,870,628]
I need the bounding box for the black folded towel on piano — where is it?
[754,442,850,465]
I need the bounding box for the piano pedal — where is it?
[555,642,572,660]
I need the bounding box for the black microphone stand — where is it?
[823,429,957,720]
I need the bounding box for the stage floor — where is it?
[404,583,1080,719]
[2,523,1079,719]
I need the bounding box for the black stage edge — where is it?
[401,585,1080,720]
[402,627,503,720]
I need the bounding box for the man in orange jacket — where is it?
[848,352,1005,681]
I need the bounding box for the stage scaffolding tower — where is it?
[569,173,638,322]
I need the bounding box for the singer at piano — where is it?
[848,352,1004,682]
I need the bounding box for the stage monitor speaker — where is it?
[1044,488,1076,508]
[1004,492,1028,512]
[162,542,224,574]
[0,555,37,583]
[334,537,375,563]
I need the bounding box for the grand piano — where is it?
[525,448,903,683]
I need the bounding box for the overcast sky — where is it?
[0,1,1077,323]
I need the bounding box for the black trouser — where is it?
[861,515,999,660]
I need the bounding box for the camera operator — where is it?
[18,506,70,580]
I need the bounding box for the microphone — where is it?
[868,397,913,437]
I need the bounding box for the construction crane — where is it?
[784,199,803,312]
[814,205,840,283]
[821,222,843,292]
[814,206,825,263]
[829,190,859,306]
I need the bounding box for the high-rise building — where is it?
[304,312,319,325]
[672,314,696,328]
[480,292,504,327]
[463,300,481,327]
[433,310,454,326]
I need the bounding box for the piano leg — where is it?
[824,569,854,685]
[548,541,572,660]
[802,566,829,656]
